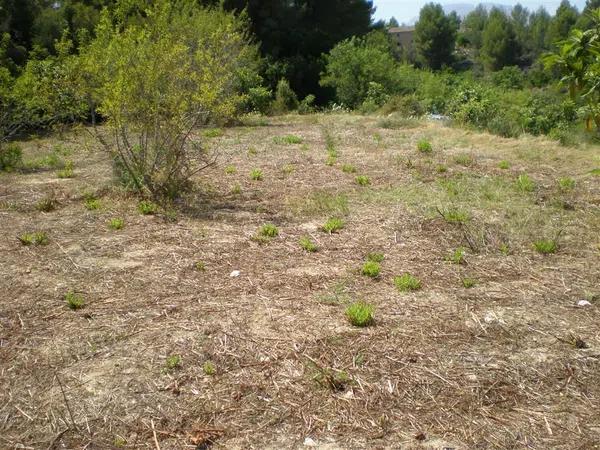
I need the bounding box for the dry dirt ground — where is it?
[1,114,600,449]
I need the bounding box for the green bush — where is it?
[520,92,577,136]
[491,66,525,90]
[0,143,23,172]
[380,94,425,117]
[272,79,298,113]
[360,81,390,112]
[246,86,272,114]
[138,200,158,215]
[298,94,316,115]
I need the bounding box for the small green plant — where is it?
[273,135,303,145]
[436,164,447,173]
[259,223,279,238]
[247,147,257,156]
[454,154,474,166]
[345,301,374,327]
[367,252,384,263]
[325,155,337,166]
[195,261,206,271]
[231,183,242,195]
[299,236,318,252]
[203,128,223,138]
[341,163,356,173]
[499,160,510,169]
[417,139,432,154]
[18,231,49,246]
[84,198,100,210]
[113,437,127,448]
[446,247,466,264]
[109,218,124,230]
[250,168,263,181]
[165,355,182,371]
[65,291,85,310]
[313,367,352,391]
[0,143,23,172]
[203,360,216,375]
[322,217,344,233]
[56,160,74,179]
[361,261,381,278]
[440,208,469,224]
[590,168,600,176]
[138,200,157,215]
[356,175,371,186]
[516,174,535,192]
[461,277,477,288]
[533,239,558,254]
[36,196,58,212]
[558,177,575,191]
[225,165,237,174]
[282,164,295,175]
[499,243,511,255]
[394,273,422,292]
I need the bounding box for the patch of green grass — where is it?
[533,239,558,254]
[18,231,49,246]
[417,139,432,154]
[56,160,74,179]
[446,247,466,264]
[341,164,356,174]
[322,217,344,233]
[367,252,384,263]
[138,200,157,215]
[356,175,371,186]
[250,168,263,181]
[273,135,303,145]
[259,223,279,238]
[461,277,477,288]
[203,128,223,138]
[590,168,600,176]
[516,174,535,192]
[345,301,374,327]
[109,218,124,230]
[288,191,349,217]
[394,273,422,292]
[225,165,237,175]
[498,160,510,169]
[440,207,469,224]
[165,355,181,371]
[300,236,318,252]
[558,177,575,191]
[361,261,381,278]
[84,198,100,210]
[454,154,474,166]
[65,291,85,310]
[203,361,216,375]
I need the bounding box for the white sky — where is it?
[373,0,588,24]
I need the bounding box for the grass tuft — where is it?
[499,160,510,169]
[361,261,381,278]
[454,154,474,166]
[299,236,318,252]
[342,164,356,174]
[533,239,558,254]
[446,247,466,264]
[203,361,216,375]
[394,273,422,292]
[273,135,303,145]
[250,168,263,181]
[440,207,469,224]
[558,177,575,191]
[346,301,374,327]
[225,165,237,175]
[203,128,223,138]
[516,174,535,192]
[84,198,100,210]
[138,200,157,215]
[109,218,124,230]
[19,231,49,246]
[417,139,432,154]
[65,291,85,310]
[165,355,181,371]
[259,223,279,238]
[356,175,371,186]
[367,252,384,263]
[56,160,74,179]
[322,217,344,233]
[461,277,477,288]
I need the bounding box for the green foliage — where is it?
[440,208,469,224]
[203,128,223,138]
[414,3,459,69]
[18,231,49,246]
[36,195,58,212]
[165,355,181,371]
[533,239,558,254]
[558,176,576,191]
[341,164,356,174]
[84,198,100,210]
[361,261,381,278]
[272,79,298,113]
[138,200,157,215]
[195,261,206,272]
[109,218,124,230]
[417,139,432,154]
[481,9,520,71]
[394,273,422,292]
[250,168,263,181]
[491,66,525,89]
[516,174,536,192]
[454,153,474,166]
[298,94,316,115]
[360,81,390,112]
[273,135,303,145]
[446,247,466,264]
[367,252,385,263]
[461,277,477,288]
[225,165,237,175]
[246,86,272,114]
[499,160,511,169]
[0,143,23,172]
[356,175,371,186]
[299,236,318,252]
[345,301,374,327]
[56,160,74,178]
[259,223,279,238]
[203,361,216,375]
[65,291,85,310]
[322,217,344,233]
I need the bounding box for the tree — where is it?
[414,3,458,69]
[548,0,580,46]
[511,4,530,63]
[481,8,520,71]
[387,17,399,28]
[461,5,488,55]
[79,0,259,201]
[529,7,552,58]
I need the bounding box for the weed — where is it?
[462,277,477,288]
[446,247,466,264]
[533,239,558,254]
[18,232,49,246]
[516,174,536,192]
[247,147,257,156]
[454,154,474,166]
[300,236,318,252]
[0,143,23,171]
[440,207,469,224]
[361,261,381,278]
[250,168,263,181]
[203,128,223,138]
[231,183,242,195]
[325,155,337,166]
[65,291,85,310]
[322,217,344,233]
[417,139,432,154]
[356,175,371,186]
[273,135,303,145]
[499,160,510,169]
[165,355,181,371]
[57,160,74,179]
[367,252,385,263]
[436,164,447,173]
[138,200,157,215]
[499,243,511,255]
[282,164,295,175]
[558,177,575,191]
[590,168,600,176]
[195,261,206,271]
[313,367,352,391]
[346,301,375,327]
[394,273,422,292]
[114,437,127,448]
[342,164,356,173]
[36,196,58,212]
[259,223,279,238]
[85,198,100,210]
[109,218,124,230]
[225,165,237,174]
[203,361,216,375]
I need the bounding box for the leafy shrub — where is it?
[361,261,381,278]
[417,139,432,154]
[487,112,521,138]
[138,200,157,215]
[449,85,495,129]
[346,301,374,327]
[65,291,85,310]
[300,236,318,252]
[491,66,525,90]
[298,94,316,115]
[322,217,344,233]
[85,198,100,210]
[356,175,371,186]
[250,168,263,181]
[109,218,124,230]
[246,86,272,114]
[360,81,390,112]
[0,143,23,172]
[394,273,422,292]
[272,79,298,113]
[520,92,577,136]
[380,94,425,117]
[19,231,49,246]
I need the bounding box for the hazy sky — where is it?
[373,0,588,24]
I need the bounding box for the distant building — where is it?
[388,27,415,52]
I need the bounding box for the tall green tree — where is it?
[548,0,579,46]
[460,5,488,57]
[481,8,520,71]
[529,7,552,58]
[414,3,459,69]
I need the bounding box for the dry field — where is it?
[1,114,600,449]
